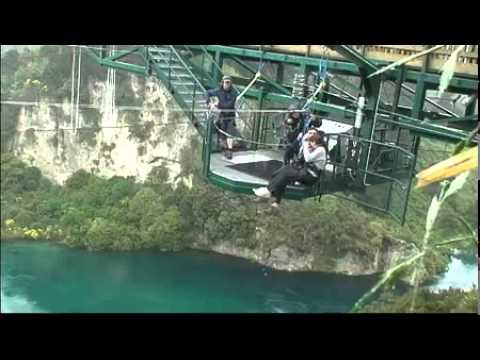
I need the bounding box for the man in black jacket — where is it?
[283,104,304,165]
[206,75,238,160]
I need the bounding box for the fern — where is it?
[438,45,465,96]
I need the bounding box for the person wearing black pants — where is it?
[267,164,318,204]
[254,129,327,207]
[283,105,304,165]
[206,75,238,160]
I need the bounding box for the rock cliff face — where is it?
[11,75,196,188]
[201,235,416,275]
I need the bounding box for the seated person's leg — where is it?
[297,168,319,186]
[268,165,302,203]
[271,165,284,179]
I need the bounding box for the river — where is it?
[0,240,476,313]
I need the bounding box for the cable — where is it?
[15,122,192,133]
[75,47,82,132]
[212,120,286,148]
[65,45,120,52]
[70,47,76,125]
[363,80,385,186]
[0,102,304,114]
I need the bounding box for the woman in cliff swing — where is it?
[253,128,327,208]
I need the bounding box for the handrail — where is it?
[199,45,224,74]
[168,46,207,93]
[187,45,253,110]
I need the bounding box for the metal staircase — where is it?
[146,45,210,133]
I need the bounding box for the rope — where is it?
[363,80,385,186]
[65,45,107,51]
[106,46,117,126]
[235,49,265,104]
[15,122,192,133]
[212,119,287,148]
[75,47,82,133]
[236,72,262,104]
[302,80,327,110]
[13,110,302,133]
[70,47,76,126]
[0,102,305,114]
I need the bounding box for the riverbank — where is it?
[0,233,443,288]
[0,153,460,282]
[0,239,383,313]
[2,239,476,313]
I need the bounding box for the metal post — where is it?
[412,77,427,120]
[392,66,405,122]
[299,63,307,98]
[213,51,223,84]
[393,66,406,145]
[253,89,265,151]
[412,45,431,121]
[361,77,384,186]
[192,83,196,123]
[465,94,477,117]
[394,47,432,224]
[385,66,406,214]
[145,47,153,77]
[276,62,284,85]
[101,45,107,59]
[167,48,173,90]
[203,113,213,179]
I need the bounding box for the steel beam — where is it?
[231,56,291,96]
[99,59,146,75]
[412,76,427,120]
[106,47,143,62]
[195,45,477,92]
[377,113,472,143]
[327,45,377,75]
[213,50,223,84]
[391,65,405,123]
[93,46,475,143]
[238,86,357,118]
[465,94,477,117]
[276,62,284,85]
[237,85,473,142]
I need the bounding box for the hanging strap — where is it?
[236,47,265,103]
[302,57,329,110]
[319,59,328,81]
[302,80,326,110]
[236,72,262,103]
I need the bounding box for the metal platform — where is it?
[209,149,335,189]
[210,149,283,186]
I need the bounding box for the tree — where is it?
[65,169,95,190]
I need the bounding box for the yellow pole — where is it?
[416,146,478,188]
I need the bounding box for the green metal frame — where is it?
[193,45,478,93]
[230,56,291,96]
[86,45,477,143]
[85,45,477,224]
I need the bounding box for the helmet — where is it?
[308,116,322,129]
[288,104,298,112]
